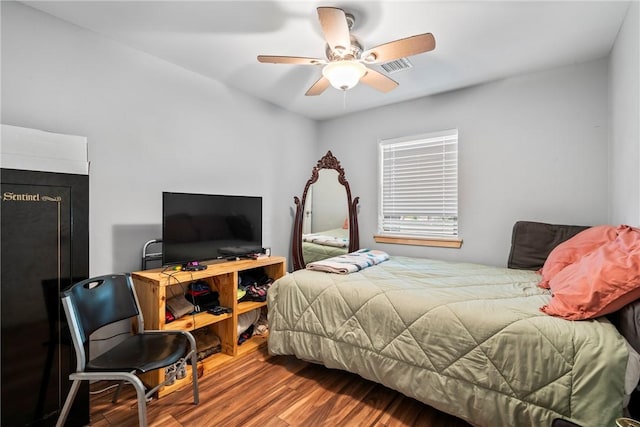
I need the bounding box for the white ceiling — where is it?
[22,1,631,121]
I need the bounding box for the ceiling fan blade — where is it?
[257,55,325,65]
[317,7,351,54]
[305,76,331,96]
[362,33,436,64]
[360,68,398,93]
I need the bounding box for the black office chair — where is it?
[56,273,199,427]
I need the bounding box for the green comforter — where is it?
[302,228,349,264]
[267,256,629,427]
[302,241,348,264]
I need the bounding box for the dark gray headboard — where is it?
[507,220,590,270]
[508,220,640,356]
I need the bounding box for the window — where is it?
[376,129,461,248]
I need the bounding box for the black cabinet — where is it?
[1,169,89,426]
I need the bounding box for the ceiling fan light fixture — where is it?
[257,7,435,96]
[322,60,367,91]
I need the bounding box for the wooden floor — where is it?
[90,347,472,427]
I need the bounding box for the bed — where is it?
[301,227,349,264]
[267,221,640,427]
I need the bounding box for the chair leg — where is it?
[128,375,148,427]
[56,379,81,427]
[111,380,125,403]
[133,383,147,427]
[183,331,200,405]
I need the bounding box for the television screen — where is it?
[162,192,262,266]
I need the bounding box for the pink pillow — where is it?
[538,225,618,289]
[540,225,640,320]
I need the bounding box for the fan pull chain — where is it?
[343,90,347,110]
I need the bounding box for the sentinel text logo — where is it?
[2,192,61,202]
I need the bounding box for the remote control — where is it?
[207,306,232,315]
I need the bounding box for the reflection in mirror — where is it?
[292,151,359,270]
[303,170,347,234]
[301,170,349,264]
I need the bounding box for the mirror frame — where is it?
[292,151,359,270]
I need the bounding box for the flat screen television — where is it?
[162,192,262,266]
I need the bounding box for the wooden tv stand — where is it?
[131,256,286,398]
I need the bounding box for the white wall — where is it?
[3,2,634,272]
[609,1,640,227]
[318,60,610,267]
[1,1,317,274]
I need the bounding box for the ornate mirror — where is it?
[292,151,359,270]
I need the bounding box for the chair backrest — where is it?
[61,274,140,343]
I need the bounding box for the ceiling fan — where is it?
[257,7,436,96]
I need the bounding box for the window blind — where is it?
[378,129,458,238]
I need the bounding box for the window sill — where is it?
[373,234,463,248]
